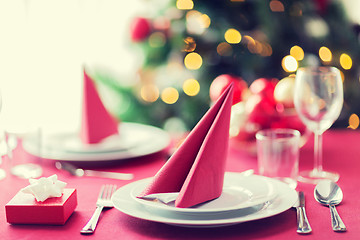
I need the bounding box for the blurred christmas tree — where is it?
[95,0,360,131]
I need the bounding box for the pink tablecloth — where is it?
[0,129,358,239]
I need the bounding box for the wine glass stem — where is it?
[314,132,323,174]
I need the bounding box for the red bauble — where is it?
[245,94,276,127]
[130,17,151,42]
[209,74,248,105]
[249,78,278,105]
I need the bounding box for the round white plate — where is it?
[131,173,278,214]
[23,122,170,161]
[112,172,297,227]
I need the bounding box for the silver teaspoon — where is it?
[314,180,346,232]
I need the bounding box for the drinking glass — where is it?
[294,66,343,183]
[256,128,300,189]
[7,127,43,179]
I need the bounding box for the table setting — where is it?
[1,68,359,240]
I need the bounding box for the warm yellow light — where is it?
[183,78,200,96]
[290,45,304,61]
[200,14,211,28]
[183,37,196,52]
[217,42,233,56]
[319,46,332,62]
[260,42,273,56]
[224,28,242,44]
[184,52,203,70]
[270,0,285,12]
[186,11,210,35]
[348,113,359,129]
[340,70,345,83]
[161,87,179,104]
[340,53,352,70]
[148,32,166,48]
[140,84,159,103]
[282,55,298,72]
[176,0,193,10]
[249,40,263,54]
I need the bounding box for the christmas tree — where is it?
[94,0,360,132]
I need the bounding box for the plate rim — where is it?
[130,173,278,213]
[111,172,298,227]
[23,122,171,161]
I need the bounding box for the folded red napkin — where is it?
[80,69,119,144]
[138,84,233,208]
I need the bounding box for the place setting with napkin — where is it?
[111,84,298,227]
[22,68,171,163]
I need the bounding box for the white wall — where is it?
[0,0,142,133]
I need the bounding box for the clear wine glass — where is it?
[294,66,343,183]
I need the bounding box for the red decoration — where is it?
[245,94,276,127]
[231,77,309,153]
[5,189,77,225]
[130,17,152,42]
[209,74,248,105]
[315,0,329,14]
[249,78,278,105]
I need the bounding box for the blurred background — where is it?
[0,0,360,136]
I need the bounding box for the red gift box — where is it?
[5,188,77,225]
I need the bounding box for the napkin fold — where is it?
[80,69,119,144]
[138,84,233,208]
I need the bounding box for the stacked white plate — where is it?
[111,172,298,227]
[23,122,171,161]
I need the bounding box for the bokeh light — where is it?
[319,46,332,62]
[140,84,160,103]
[183,37,196,52]
[224,28,242,44]
[340,53,352,70]
[217,42,233,56]
[176,0,194,10]
[270,0,285,12]
[282,55,298,72]
[200,14,211,28]
[183,78,200,96]
[184,52,203,70]
[148,32,166,48]
[348,113,359,129]
[186,10,210,34]
[290,45,304,61]
[161,87,179,104]
[260,42,273,56]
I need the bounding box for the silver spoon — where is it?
[314,180,346,232]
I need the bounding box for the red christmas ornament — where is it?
[250,78,278,99]
[245,94,276,128]
[209,74,248,105]
[130,17,151,42]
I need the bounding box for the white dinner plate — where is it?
[112,172,298,227]
[130,173,278,214]
[23,122,171,161]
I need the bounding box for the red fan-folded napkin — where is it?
[137,84,233,208]
[80,69,119,144]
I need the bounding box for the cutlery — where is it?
[81,184,117,234]
[293,191,312,234]
[314,180,346,232]
[55,162,133,180]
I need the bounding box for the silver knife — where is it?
[294,191,312,234]
[55,162,134,180]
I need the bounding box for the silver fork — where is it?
[80,184,117,234]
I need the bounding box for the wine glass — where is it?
[294,66,343,183]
